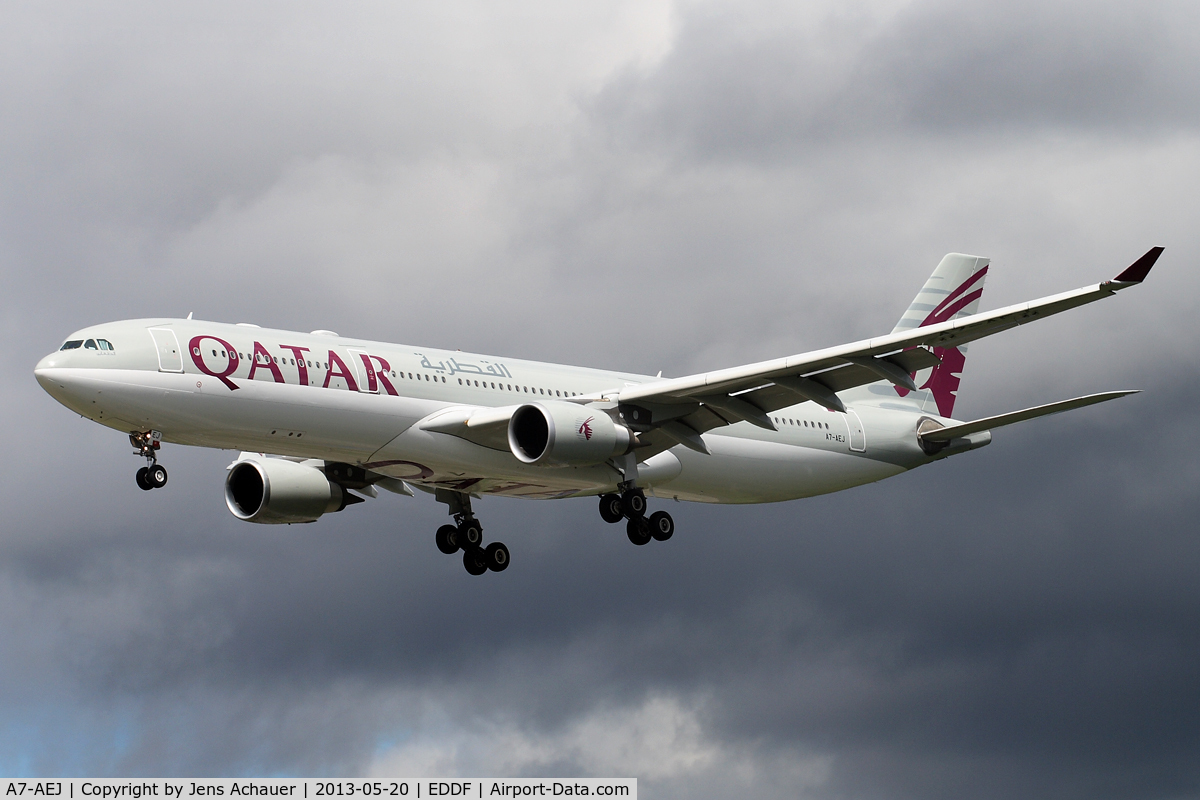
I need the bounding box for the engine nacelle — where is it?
[225,457,346,524]
[508,401,633,467]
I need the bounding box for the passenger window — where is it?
[85,339,98,350]
[60,340,84,350]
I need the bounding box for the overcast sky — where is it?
[2,1,1199,797]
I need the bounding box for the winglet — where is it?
[1114,247,1163,283]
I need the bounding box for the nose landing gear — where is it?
[130,431,167,491]
[434,489,509,575]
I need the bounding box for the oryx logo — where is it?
[894,265,988,418]
[578,416,594,440]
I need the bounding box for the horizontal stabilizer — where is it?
[919,390,1139,443]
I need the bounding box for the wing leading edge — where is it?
[615,248,1162,449]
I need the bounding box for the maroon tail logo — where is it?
[896,266,988,417]
[578,416,594,440]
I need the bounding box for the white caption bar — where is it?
[0,781,635,800]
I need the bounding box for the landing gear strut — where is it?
[434,489,509,575]
[130,431,167,491]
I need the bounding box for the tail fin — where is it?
[891,253,989,417]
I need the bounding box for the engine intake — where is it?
[508,401,633,467]
[225,457,346,524]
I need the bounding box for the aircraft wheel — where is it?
[622,489,647,518]
[136,467,153,491]
[649,510,674,541]
[436,524,460,555]
[485,542,510,572]
[598,494,624,524]
[458,519,484,549]
[463,547,488,576]
[626,517,652,546]
[149,464,168,488]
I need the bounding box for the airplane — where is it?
[34,247,1161,575]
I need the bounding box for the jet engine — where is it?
[508,401,633,467]
[225,457,348,524]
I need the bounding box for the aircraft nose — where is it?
[34,352,78,401]
[34,353,59,387]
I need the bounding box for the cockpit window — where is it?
[84,339,98,350]
[98,339,114,351]
[60,340,84,350]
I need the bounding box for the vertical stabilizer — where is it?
[890,253,989,417]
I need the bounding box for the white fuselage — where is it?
[35,318,962,505]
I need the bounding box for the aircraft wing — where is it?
[419,404,518,451]
[615,248,1161,452]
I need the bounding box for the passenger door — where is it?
[347,348,379,393]
[843,409,866,452]
[148,328,183,373]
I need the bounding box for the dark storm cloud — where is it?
[593,0,1200,158]
[4,376,1197,798]
[2,1,1200,798]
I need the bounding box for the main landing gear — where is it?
[130,431,168,491]
[598,484,674,546]
[434,489,509,576]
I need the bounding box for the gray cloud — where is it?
[593,0,1200,159]
[2,1,1199,797]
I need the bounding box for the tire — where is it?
[598,494,624,524]
[149,464,168,488]
[458,519,484,549]
[649,510,674,541]
[463,547,488,576]
[485,542,510,572]
[136,467,153,491]
[626,517,652,546]
[436,524,460,555]
[622,489,646,518]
